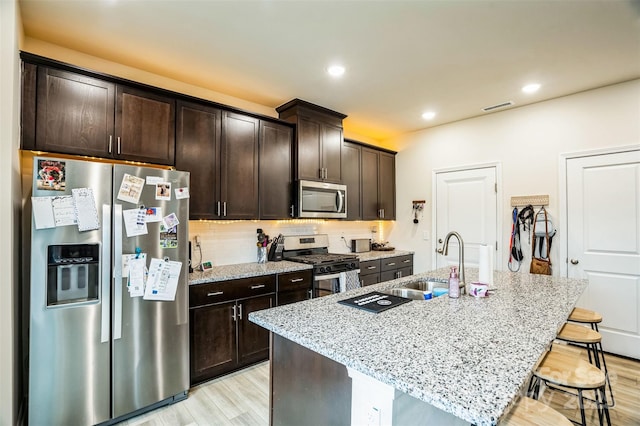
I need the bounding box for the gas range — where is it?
[282,234,359,272]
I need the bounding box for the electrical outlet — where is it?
[195,235,201,247]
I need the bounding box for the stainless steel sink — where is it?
[382,288,428,300]
[403,279,448,292]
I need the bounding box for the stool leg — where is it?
[600,386,611,426]
[597,341,615,408]
[578,389,587,426]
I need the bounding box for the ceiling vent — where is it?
[482,101,514,112]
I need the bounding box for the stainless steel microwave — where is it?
[297,180,347,218]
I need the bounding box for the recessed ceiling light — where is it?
[327,65,345,77]
[421,111,436,120]
[522,83,541,94]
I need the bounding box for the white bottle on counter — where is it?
[448,266,460,298]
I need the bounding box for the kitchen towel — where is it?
[478,245,494,285]
[340,270,362,292]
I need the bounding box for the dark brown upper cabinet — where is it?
[342,140,363,220]
[25,64,175,165]
[176,101,260,220]
[175,100,221,220]
[259,120,294,220]
[344,139,397,221]
[276,99,346,183]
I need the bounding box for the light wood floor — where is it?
[119,347,639,426]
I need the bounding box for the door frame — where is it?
[431,161,503,269]
[559,144,640,277]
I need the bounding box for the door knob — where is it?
[437,248,444,254]
[570,259,579,265]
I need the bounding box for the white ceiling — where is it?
[19,0,640,142]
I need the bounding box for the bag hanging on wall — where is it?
[529,207,552,275]
[508,207,523,272]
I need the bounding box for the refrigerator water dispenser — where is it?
[47,244,100,306]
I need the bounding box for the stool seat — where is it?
[557,323,602,344]
[500,397,572,425]
[535,350,605,389]
[569,307,602,325]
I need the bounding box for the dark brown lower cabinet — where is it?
[360,254,414,285]
[189,276,275,385]
[277,270,312,305]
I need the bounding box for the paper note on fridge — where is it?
[123,208,148,237]
[127,256,147,298]
[117,173,145,204]
[72,188,100,231]
[31,195,78,229]
[174,187,190,199]
[144,258,182,301]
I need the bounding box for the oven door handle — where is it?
[314,272,343,281]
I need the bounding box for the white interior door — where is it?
[566,149,640,359]
[434,166,498,272]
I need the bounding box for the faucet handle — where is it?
[436,248,444,254]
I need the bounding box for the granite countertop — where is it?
[249,268,587,426]
[189,250,414,285]
[189,261,312,285]
[357,249,413,261]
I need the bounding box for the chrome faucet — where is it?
[442,231,465,294]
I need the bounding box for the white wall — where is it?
[0,0,22,423]
[388,80,640,275]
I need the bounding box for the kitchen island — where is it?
[249,268,587,425]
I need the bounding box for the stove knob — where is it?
[326,266,332,273]
[350,262,356,269]
[319,267,326,273]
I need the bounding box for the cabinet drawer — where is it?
[278,270,312,292]
[234,275,276,300]
[190,280,239,307]
[359,259,381,275]
[381,255,412,272]
[190,275,276,307]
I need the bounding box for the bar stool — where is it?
[529,350,610,426]
[568,307,602,332]
[500,396,572,425]
[556,323,614,407]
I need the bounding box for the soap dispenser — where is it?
[448,266,460,298]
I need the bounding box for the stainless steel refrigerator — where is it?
[22,154,190,425]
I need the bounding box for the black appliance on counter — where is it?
[282,234,360,297]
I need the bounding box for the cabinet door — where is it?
[176,101,221,219]
[378,151,396,220]
[115,85,175,165]
[321,122,343,182]
[297,116,322,180]
[220,111,259,219]
[36,67,115,157]
[260,121,293,219]
[380,270,398,283]
[361,148,380,220]
[237,294,274,366]
[360,273,380,287]
[189,301,236,385]
[342,141,362,220]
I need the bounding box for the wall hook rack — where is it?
[412,200,426,224]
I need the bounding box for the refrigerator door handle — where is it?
[114,204,123,340]
[101,204,111,343]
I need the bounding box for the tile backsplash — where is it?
[189,220,394,267]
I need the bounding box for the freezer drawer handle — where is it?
[290,278,304,283]
[250,284,266,290]
[207,291,223,297]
